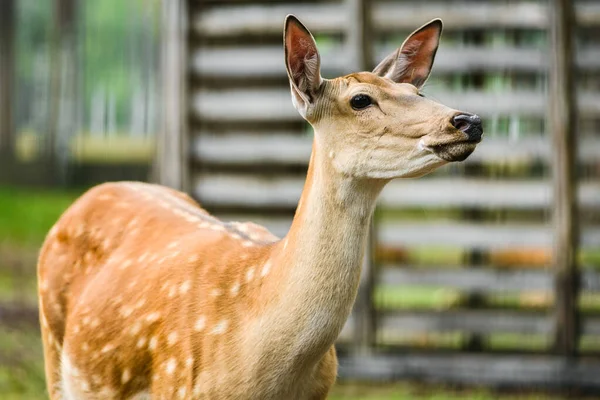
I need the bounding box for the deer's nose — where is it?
[452,113,483,142]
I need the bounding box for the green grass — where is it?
[0,186,81,248]
[0,326,47,399]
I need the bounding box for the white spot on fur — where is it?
[167,331,179,346]
[210,320,228,335]
[90,318,100,328]
[136,336,147,348]
[82,342,89,352]
[148,336,158,351]
[145,312,160,323]
[130,321,142,335]
[261,260,272,277]
[120,305,134,318]
[120,260,133,270]
[194,316,206,331]
[167,241,179,249]
[168,285,177,298]
[134,298,146,309]
[121,368,131,383]
[82,316,91,325]
[179,280,191,295]
[246,268,255,282]
[101,343,115,353]
[188,254,199,263]
[165,358,177,375]
[210,288,222,297]
[178,387,187,398]
[230,282,240,296]
[185,357,193,368]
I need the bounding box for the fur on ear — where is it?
[284,15,322,117]
[373,19,442,88]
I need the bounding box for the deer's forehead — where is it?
[331,73,411,96]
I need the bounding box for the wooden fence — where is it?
[158,0,600,389]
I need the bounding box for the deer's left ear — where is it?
[284,15,322,118]
[373,19,442,88]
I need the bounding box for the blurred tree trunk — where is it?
[0,0,15,158]
[48,0,79,183]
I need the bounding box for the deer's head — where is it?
[284,15,482,180]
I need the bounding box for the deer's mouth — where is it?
[424,140,479,162]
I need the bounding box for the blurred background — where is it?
[1,0,600,398]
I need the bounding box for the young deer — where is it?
[38,15,482,400]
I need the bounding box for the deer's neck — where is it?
[254,141,382,367]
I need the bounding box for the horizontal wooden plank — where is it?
[193,3,346,37]
[194,133,312,165]
[379,222,600,249]
[381,310,552,335]
[194,173,600,210]
[379,268,551,292]
[381,268,600,294]
[193,134,600,164]
[191,45,600,78]
[192,88,600,120]
[375,2,600,30]
[380,179,600,209]
[192,46,347,78]
[193,3,600,38]
[337,353,600,388]
[194,3,539,38]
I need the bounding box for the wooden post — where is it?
[157,0,188,191]
[347,0,376,355]
[49,0,78,184]
[0,0,15,157]
[549,0,579,357]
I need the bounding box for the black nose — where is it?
[452,113,483,142]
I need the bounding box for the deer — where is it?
[37,15,482,400]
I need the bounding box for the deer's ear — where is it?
[284,15,322,117]
[373,19,442,88]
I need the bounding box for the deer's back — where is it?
[37,182,287,398]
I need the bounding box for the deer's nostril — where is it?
[452,113,483,142]
[453,119,471,132]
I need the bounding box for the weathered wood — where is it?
[192,46,600,78]
[381,268,600,293]
[194,174,600,210]
[378,222,600,250]
[192,2,600,38]
[157,0,188,190]
[381,310,552,335]
[0,0,15,156]
[549,0,579,357]
[193,134,600,165]
[193,3,345,37]
[380,268,552,293]
[337,353,600,388]
[192,88,600,120]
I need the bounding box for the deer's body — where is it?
[39,16,482,399]
[38,175,344,399]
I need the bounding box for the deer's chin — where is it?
[428,141,478,162]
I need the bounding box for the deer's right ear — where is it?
[284,15,322,118]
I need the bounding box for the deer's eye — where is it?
[350,94,372,110]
